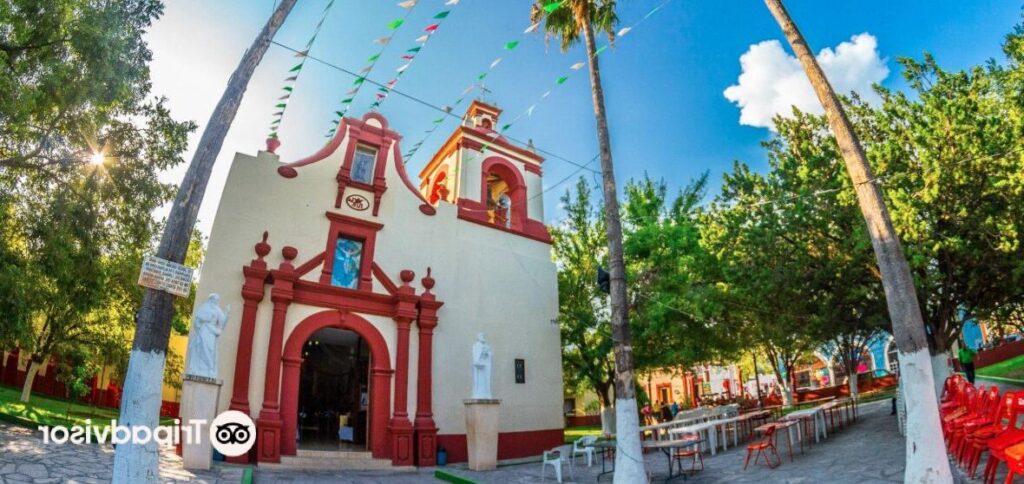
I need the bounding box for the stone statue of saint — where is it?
[185,293,230,380]
[471,333,492,399]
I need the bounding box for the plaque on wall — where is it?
[514,358,525,384]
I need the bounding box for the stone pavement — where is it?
[254,400,909,483]
[0,421,241,483]
[0,400,1000,483]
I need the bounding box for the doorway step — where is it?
[261,449,405,471]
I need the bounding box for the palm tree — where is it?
[531,1,646,481]
[111,1,297,481]
[762,0,952,481]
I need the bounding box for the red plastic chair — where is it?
[1004,442,1024,484]
[981,393,1024,484]
[744,424,781,470]
[959,390,1014,475]
[948,385,999,456]
[943,384,980,437]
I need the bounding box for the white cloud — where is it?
[723,33,888,130]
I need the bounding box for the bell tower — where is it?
[418,100,551,243]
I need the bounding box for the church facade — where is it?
[191,101,563,467]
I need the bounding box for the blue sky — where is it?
[146,1,1022,235]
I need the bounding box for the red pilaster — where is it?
[278,355,303,456]
[389,270,417,466]
[256,246,298,464]
[414,268,443,466]
[227,233,271,464]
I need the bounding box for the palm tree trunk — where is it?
[762,1,951,481]
[111,1,296,481]
[578,17,646,483]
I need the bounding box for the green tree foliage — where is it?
[551,179,615,408]
[0,0,195,401]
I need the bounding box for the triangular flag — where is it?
[397,63,411,73]
[617,27,632,37]
[525,22,540,33]
[359,66,371,74]
[335,111,344,117]
[402,55,414,60]
[367,54,381,62]
[387,19,404,29]
[594,45,608,56]
[570,62,585,70]
[331,119,340,125]
[283,86,293,92]
[285,75,298,82]
[398,0,416,7]
[542,1,562,13]
[378,86,390,92]
[407,46,422,53]
[278,94,290,100]
[445,0,459,4]
[424,23,439,32]
[275,103,287,108]
[346,88,358,96]
[273,111,284,116]
[415,34,429,43]
[541,90,552,99]
[353,77,366,85]
[374,37,390,45]
[342,98,353,103]
[433,117,445,124]
[376,93,386,100]
[271,118,281,125]
[556,76,568,85]
[490,58,502,69]
[434,10,450,19]
[504,40,519,50]
[477,72,487,81]
[295,49,309,58]
[461,85,475,95]
[386,79,397,86]
[527,104,537,116]
[501,124,511,132]
[289,63,303,72]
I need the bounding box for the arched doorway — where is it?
[295,327,370,451]
[279,311,392,459]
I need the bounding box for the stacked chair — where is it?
[937,373,1024,483]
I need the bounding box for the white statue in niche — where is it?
[185,293,230,380]
[471,333,493,399]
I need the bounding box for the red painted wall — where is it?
[975,340,1024,369]
[436,428,564,463]
[565,415,601,427]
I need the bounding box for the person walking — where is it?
[959,343,977,384]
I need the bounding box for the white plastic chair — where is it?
[572,435,598,466]
[541,445,573,482]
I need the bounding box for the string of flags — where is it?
[325,0,421,138]
[401,0,566,161]
[369,0,462,113]
[268,0,336,140]
[491,0,674,137]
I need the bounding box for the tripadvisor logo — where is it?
[38,410,256,457]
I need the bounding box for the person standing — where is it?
[959,343,977,384]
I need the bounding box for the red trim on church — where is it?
[435,429,564,464]
[320,212,383,291]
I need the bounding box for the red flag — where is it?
[402,55,414,60]
[424,23,439,32]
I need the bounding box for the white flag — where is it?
[617,27,632,37]
[490,58,503,69]
[570,62,585,70]
[525,22,540,33]
[398,0,417,8]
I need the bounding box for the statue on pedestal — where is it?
[185,293,230,380]
[471,333,492,399]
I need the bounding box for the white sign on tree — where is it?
[137,256,194,297]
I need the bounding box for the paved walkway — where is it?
[0,422,240,483]
[0,400,1000,483]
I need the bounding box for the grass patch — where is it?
[0,384,175,432]
[564,425,602,444]
[977,354,1024,382]
[434,470,477,484]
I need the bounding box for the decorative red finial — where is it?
[266,137,281,154]
[400,270,415,285]
[254,231,271,260]
[282,246,298,261]
[422,267,435,293]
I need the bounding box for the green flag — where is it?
[275,103,287,108]
[434,10,450,19]
[367,54,380,62]
[335,111,344,117]
[504,40,519,50]
[594,45,608,56]
[387,19,404,29]
[289,63,303,72]
[543,1,562,13]
[556,76,568,85]
[353,77,366,85]
[283,86,293,92]
[477,72,488,81]
[342,98,354,104]
[501,124,511,132]
[407,46,421,53]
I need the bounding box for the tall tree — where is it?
[551,179,616,434]
[762,1,951,480]
[532,1,645,478]
[112,1,296,481]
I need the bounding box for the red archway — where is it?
[278,310,393,459]
[480,156,527,230]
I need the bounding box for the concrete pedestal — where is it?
[181,375,222,470]
[463,399,500,471]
